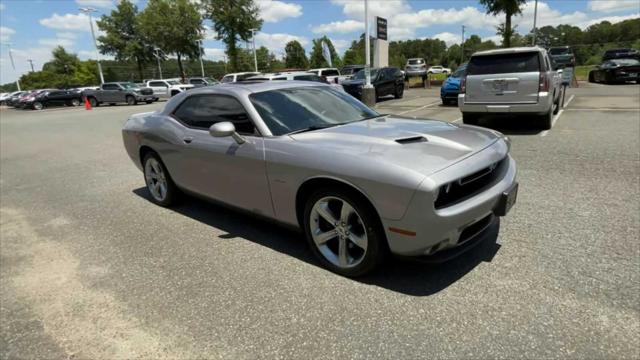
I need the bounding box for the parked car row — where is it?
[1,89,85,110]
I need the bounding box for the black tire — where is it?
[109,103,116,106]
[126,95,136,106]
[302,187,387,277]
[32,101,44,110]
[142,152,178,207]
[146,100,153,104]
[88,97,99,107]
[70,98,81,106]
[462,113,479,125]
[171,91,179,97]
[394,84,404,99]
[553,91,560,115]
[588,72,595,83]
[539,107,553,130]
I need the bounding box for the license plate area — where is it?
[492,80,508,92]
[495,182,518,216]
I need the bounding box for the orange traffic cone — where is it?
[84,96,92,110]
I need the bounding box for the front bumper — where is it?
[382,140,517,257]
[440,88,460,100]
[134,94,157,101]
[458,92,553,114]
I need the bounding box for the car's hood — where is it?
[341,79,365,86]
[290,116,500,176]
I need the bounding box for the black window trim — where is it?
[170,93,262,137]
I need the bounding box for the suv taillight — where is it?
[539,73,549,92]
[460,76,466,94]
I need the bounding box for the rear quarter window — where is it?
[467,52,540,75]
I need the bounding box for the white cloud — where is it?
[204,48,225,61]
[39,38,75,48]
[258,0,302,23]
[312,20,364,34]
[76,0,115,8]
[0,26,15,42]
[56,32,78,40]
[78,50,113,60]
[0,3,5,11]
[578,12,640,28]
[588,0,639,13]
[329,38,350,54]
[40,13,91,31]
[432,32,460,46]
[202,24,218,40]
[482,35,502,44]
[254,32,308,51]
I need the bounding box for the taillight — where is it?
[539,73,549,92]
[460,76,466,94]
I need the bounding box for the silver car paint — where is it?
[123,82,516,256]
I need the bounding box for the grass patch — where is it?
[573,65,596,81]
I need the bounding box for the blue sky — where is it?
[1,0,639,83]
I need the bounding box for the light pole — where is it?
[79,7,105,84]
[27,59,35,72]
[532,0,538,45]
[154,47,163,80]
[199,39,205,77]
[461,25,466,64]
[250,28,258,72]
[361,0,375,106]
[5,44,21,91]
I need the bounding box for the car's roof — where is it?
[225,72,261,76]
[473,46,544,56]
[308,68,338,71]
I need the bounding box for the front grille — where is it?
[435,157,507,209]
[140,88,153,95]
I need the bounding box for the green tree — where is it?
[97,0,153,80]
[480,0,526,48]
[204,0,263,72]
[138,0,203,79]
[309,36,341,68]
[284,40,308,69]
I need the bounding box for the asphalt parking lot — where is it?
[1,83,638,358]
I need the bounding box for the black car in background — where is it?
[340,64,365,77]
[602,48,639,61]
[341,67,404,100]
[589,58,640,84]
[26,89,84,110]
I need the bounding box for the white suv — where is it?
[247,72,344,91]
[221,72,261,83]
[307,68,344,83]
[458,47,562,129]
[145,79,194,99]
[427,65,451,74]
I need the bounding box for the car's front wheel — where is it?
[126,95,136,106]
[143,152,178,207]
[32,101,44,110]
[303,188,387,277]
[394,84,404,99]
[539,107,553,130]
[70,98,80,106]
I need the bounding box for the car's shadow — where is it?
[133,187,501,297]
[472,115,545,136]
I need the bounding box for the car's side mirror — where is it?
[209,121,245,145]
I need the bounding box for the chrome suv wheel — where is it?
[143,152,177,206]
[303,188,386,277]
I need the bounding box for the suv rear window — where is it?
[467,52,540,75]
[408,59,424,65]
[549,48,571,55]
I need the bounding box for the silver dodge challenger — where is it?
[122,81,518,277]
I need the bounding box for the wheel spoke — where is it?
[340,201,354,223]
[151,161,161,175]
[158,182,167,199]
[348,233,367,250]
[313,229,337,246]
[338,237,348,266]
[315,202,338,224]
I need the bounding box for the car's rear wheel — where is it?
[126,95,136,106]
[143,152,178,207]
[394,84,404,99]
[462,113,479,125]
[303,188,386,277]
[32,101,43,110]
[70,98,80,106]
[588,72,595,83]
[553,91,560,115]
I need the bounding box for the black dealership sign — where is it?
[376,16,387,41]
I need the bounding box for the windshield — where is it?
[467,52,539,75]
[451,64,467,78]
[550,48,571,55]
[612,58,640,66]
[250,87,379,136]
[408,59,424,65]
[341,67,362,75]
[119,83,139,89]
[352,69,378,80]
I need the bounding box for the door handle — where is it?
[183,137,193,144]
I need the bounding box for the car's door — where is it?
[46,91,64,106]
[148,81,169,97]
[378,69,394,96]
[100,83,118,102]
[169,94,273,216]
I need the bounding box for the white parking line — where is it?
[452,117,462,123]
[540,94,575,137]
[565,108,640,111]
[397,100,441,115]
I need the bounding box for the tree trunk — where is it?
[504,14,512,48]
[177,53,185,81]
[136,58,144,81]
[228,33,237,72]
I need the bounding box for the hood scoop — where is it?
[395,136,427,144]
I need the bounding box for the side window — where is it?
[273,77,287,80]
[49,91,63,96]
[149,81,166,87]
[323,69,339,76]
[173,95,257,135]
[190,79,204,85]
[102,84,118,90]
[221,76,233,83]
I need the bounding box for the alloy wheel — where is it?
[309,196,368,268]
[144,158,168,202]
